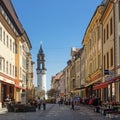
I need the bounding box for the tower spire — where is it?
[39,41,43,53]
[40,40,42,45]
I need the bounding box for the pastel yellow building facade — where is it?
[82,5,104,98]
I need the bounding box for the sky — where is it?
[11,0,102,90]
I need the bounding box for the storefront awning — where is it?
[74,85,86,90]
[106,75,120,83]
[15,85,26,90]
[93,75,120,90]
[93,82,108,90]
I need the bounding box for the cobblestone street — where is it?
[0,104,119,120]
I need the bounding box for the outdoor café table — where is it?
[100,107,114,116]
[113,106,119,111]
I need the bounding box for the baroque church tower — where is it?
[36,44,47,99]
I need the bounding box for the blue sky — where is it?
[11,0,102,90]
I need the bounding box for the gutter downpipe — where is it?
[101,21,104,101]
[113,0,117,101]
[113,0,117,77]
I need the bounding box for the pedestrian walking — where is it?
[58,100,61,107]
[71,100,74,110]
[37,97,42,110]
[5,94,11,112]
[42,98,46,110]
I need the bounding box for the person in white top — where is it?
[37,97,42,110]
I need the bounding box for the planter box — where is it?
[26,105,36,112]
[14,104,26,112]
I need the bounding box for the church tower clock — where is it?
[36,43,47,99]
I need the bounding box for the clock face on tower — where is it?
[37,70,40,74]
[42,70,46,74]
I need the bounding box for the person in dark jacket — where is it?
[42,98,46,110]
[71,100,74,110]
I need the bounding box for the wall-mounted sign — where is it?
[104,70,109,75]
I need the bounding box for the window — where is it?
[10,39,12,50]
[3,31,5,44]
[110,48,113,67]
[22,57,26,69]
[107,52,109,69]
[3,11,7,20]
[107,24,109,40]
[97,26,100,40]
[6,35,9,47]
[104,55,106,69]
[6,61,8,74]
[94,31,96,43]
[112,83,115,99]
[73,80,76,88]
[1,6,4,15]
[15,43,17,54]
[13,42,15,53]
[98,54,101,68]
[10,64,11,75]
[3,59,5,72]
[0,27,2,41]
[20,45,22,55]
[15,66,17,77]
[7,17,10,25]
[95,57,96,71]
[104,29,105,43]
[90,63,92,74]
[93,59,95,72]
[89,39,92,50]
[110,18,113,35]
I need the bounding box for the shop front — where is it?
[86,84,94,98]
[15,85,27,104]
[85,70,103,99]
[0,80,14,108]
[93,82,108,101]
[93,75,120,103]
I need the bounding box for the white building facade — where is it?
[0,0,33,108]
